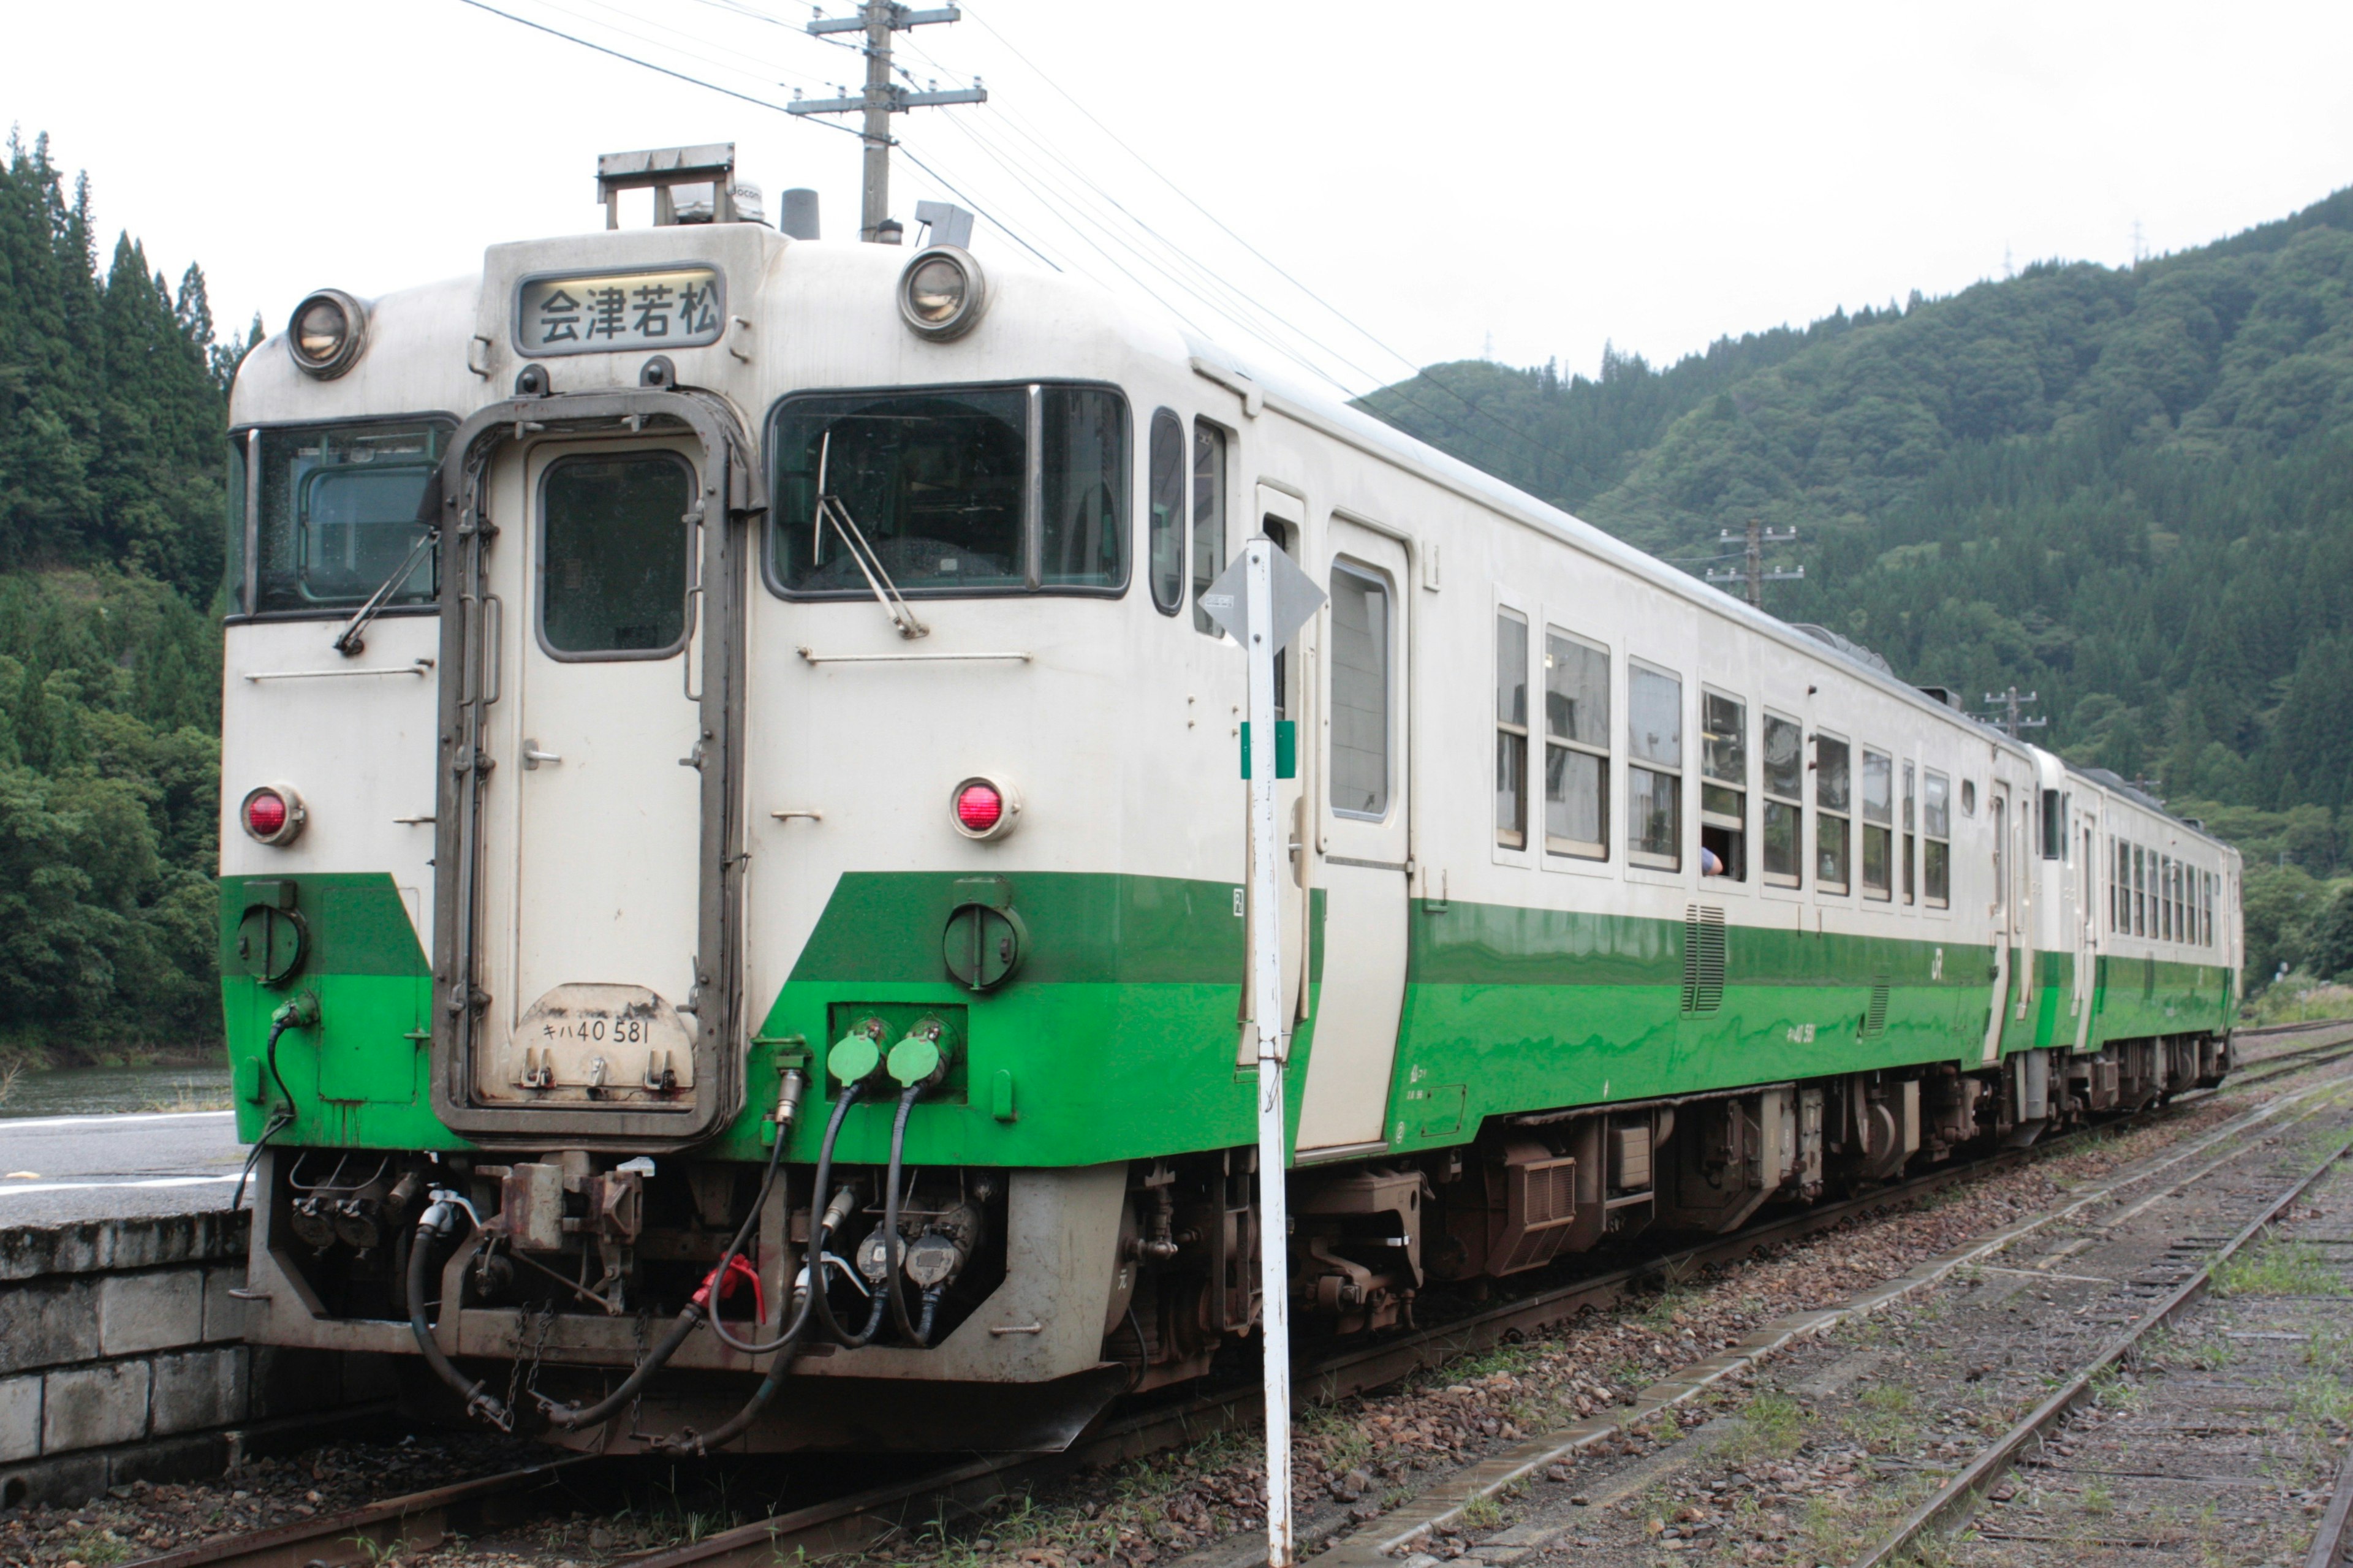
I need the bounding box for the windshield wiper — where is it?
[813,432,928,640]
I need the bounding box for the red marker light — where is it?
[246,791,288,838]
[240,784,305,846]
[955,782,1003,835]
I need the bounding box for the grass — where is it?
[2213,1239,2348,1298]
[1724,1389,1805,1461]
[54,1529,132,1566]
[143,1078,233,1113]
[1457,1491,1504,1531]
[2246,980,2353,1026]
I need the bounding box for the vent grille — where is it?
[1863,975,1890,1036]
[1681,904,1726,1014]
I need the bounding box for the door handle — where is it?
[522,740,561,770]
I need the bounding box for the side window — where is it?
[2132,845,2146,936]
[2113,838,2126,932]
[1037,387,1130,589]
[1495,609,1529,850]
[1627,663,1683,872]
[1922,769,1951,908]
[1189,421,1227,635]
[1815,733,1851,895]
[1901,762,1917,905]
[1700,691,1746,881]
[1328,564,1390,819]
[1860,748,1893,901]
[1146,409,1184,615]
[539,451,694,659]
[1762,712,1803,888]
[1544,629,1609,860]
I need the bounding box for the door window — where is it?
[1922,769,1950,907]
[1328,564,1390,819]
[1860,748,1892,900]
[539,451,694,658]
[1495,609,1529,849]
[1190,422,1228,635]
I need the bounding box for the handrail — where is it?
[795,647,1029,665]
[244,658,434,683]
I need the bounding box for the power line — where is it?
[452,0,862,136]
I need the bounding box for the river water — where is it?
[0,1063,233,1119]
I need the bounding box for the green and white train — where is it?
[219,145,2240,1453]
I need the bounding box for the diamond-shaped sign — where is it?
[1200,542,1325,651]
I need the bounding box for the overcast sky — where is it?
[7,0,2351,395]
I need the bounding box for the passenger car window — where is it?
[1860,748,1893,900]
[1922,769,1950,907]
[1700,691,1746,881]
[1762,711,1803,888]
[539,452,693,657]
[1627,664,1681,872]
[1815,734,1851,894]
[1544,630,1608,860]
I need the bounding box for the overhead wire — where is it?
[457,0,1566,487]
[452,0,864,137]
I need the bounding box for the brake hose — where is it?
[229,996,313,1212]
[879,1081,930,1346]
[539,1069,814,1429]
[805,1080,894,1349]
[407,1193,513,1431]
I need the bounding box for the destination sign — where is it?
[515,267,724,356]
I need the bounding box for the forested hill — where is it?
[1360,187,2353,895]
[0,132,253,1058]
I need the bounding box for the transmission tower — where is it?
[790,3,988,242]
[1977,686,2048,741]
[1705,518,1805,608]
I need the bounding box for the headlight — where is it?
[286,289,368,379]
[898,247,988,341]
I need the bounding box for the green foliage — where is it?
[0,131,233,1053]
[1366,185,2353,994]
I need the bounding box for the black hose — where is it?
[707,1071,832,1356]
[915,1283,945,1345]
[807,1081,889,1348]
[881,1083,927,1345]
[541,1070,811,1426]
[406,1200,512,1431]
[647,1079,860,1453]
[537,1298,707,1430]
[228,1014,297,1212]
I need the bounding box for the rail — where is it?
[140,1055,2353,1568]
[1851,1108,2353,1566]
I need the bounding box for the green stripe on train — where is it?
[221,873,2237,1161]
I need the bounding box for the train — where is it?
[218,143,2241,1453]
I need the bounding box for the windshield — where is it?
[769,384,1128,596]
[248,420,449,614]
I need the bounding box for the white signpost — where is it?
[1199,539,1324,1568]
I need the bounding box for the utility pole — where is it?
[1977,686,2048,741]
[1705,518,1803,608]
[792,3,987,243]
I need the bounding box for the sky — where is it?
[6,0,2352,398]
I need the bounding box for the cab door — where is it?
[1296,518,1410,1152]
[433,392,751,1149]
[487,439,706,1105]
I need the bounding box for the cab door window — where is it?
[539,452,694,658]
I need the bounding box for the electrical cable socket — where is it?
[271,991,322,1031]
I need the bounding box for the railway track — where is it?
[1849,1103,2353,1566]
[132,1055,2353,1568]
